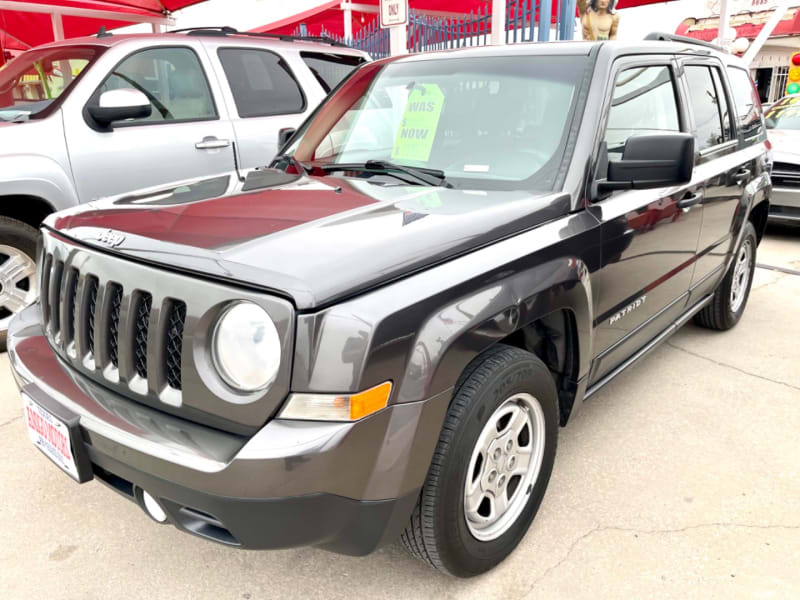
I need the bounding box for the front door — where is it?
[588,60,704,384]
[65,45,237,202]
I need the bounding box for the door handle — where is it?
[733,168,751,185]
[195,136,230,150]
[677,191,703,210]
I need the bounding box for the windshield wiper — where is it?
[320,160,452,188]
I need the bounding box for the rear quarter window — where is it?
[300,52,366,93]
[218,48,306,118]
[726,66,764,142]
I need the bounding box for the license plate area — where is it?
[23,392,93,483]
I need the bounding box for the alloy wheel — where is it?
[0,244,38,334]
[729,238,752,313]
[464,393,546,542]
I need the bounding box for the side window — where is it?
[300,52,365,93]
[218,48,305,118]
[604,65,680,159]
[710,67,733,142]
[98,47,216,123]
[726,66,764,141]
[684,66,724,151]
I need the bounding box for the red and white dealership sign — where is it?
[380,0,409,28]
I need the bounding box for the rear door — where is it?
[213,46,316,170]
[66,45,237,202]
[588,57,704,384]
[678,59,750,299]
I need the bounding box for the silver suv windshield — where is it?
[285,55,588,190]
[0,46,101,121]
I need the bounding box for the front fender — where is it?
[292,210,600,407]
[0,154,78,211]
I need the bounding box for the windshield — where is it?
[766,96,800,130]
[0,46,101,121]
[284,55,588,190]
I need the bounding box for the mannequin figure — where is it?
[579,0,619,41]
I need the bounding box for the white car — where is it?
[765,95,800,223]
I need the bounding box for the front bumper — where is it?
[8,304,450,555]
[769,187,800,222]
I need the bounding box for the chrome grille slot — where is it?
[107,283,123,369]
[40,253,52,326]
[165,300,186,390]
[85,276,99,357]
[48,260,64,338]
[133,292,153,379]
[65,268,79,346]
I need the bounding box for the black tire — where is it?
[694,221,757,331]
[401,344,559,577]
[0,216,40,352]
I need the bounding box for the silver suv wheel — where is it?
[464,392,546,541]
[0,244,38,334]
[729,237,752,313]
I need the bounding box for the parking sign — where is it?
[380,0,408,28]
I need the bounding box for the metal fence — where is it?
[407,7,491,53]
[293,0,575,59]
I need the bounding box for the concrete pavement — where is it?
[1,225,798,599]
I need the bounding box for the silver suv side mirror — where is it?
[88,88,152,127]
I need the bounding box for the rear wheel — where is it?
[694,221,757,331]
[0,217,39,352]
[401,344,558,577]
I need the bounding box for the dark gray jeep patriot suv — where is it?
[8,34,771,577]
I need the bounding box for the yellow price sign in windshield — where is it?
[391,83,444,163]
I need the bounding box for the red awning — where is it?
[0,0,206,51]
[254,0,675,37]
[676,6,800,41]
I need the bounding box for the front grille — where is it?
[38,230,294,434]
[772,162,800,188]
[40,248,187,401]
[165,301,186,390]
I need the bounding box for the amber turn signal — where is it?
[278,382,393,422]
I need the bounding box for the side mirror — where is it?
[765,117,777,129]
[88,88,151,127]
[278,127,296,149]
[597,133,694,193]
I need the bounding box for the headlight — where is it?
[212,302,281,392]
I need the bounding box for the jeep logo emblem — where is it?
[94,229,126,248]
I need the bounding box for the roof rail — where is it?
[644,32,722,52]
[166,26,349,47]
[168,26,238,36]
[236,31,350,48]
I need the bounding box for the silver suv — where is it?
[0,27,369,348]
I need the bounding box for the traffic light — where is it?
[788,51,800,95]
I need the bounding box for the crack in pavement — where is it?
[521,521,800,595]
[0,415,21,429]
[666,342,800,392]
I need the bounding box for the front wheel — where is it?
[401,344,559,577]
[0,216,40,352]
[694,221,757,331]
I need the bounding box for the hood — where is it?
[767,128,800,163]
[48,170,569,309]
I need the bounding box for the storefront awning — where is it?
[676,5,800,41]
[0,0,206,51]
